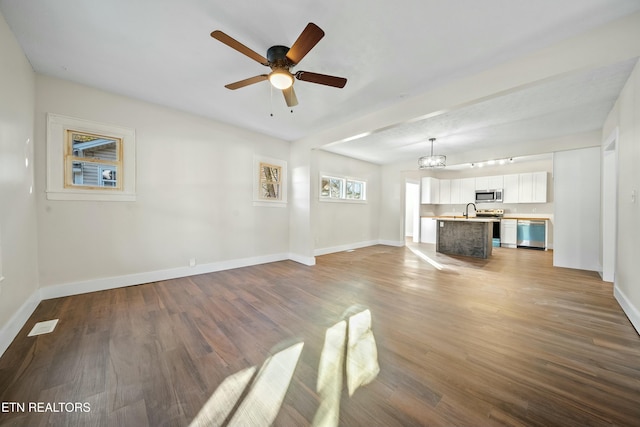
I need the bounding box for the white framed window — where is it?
[320,173,367,202]
[253,155,287,207]
[46,114,136,201]
[66,130,122,190]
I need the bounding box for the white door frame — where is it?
[602,128,618,283]
[405,180,421,242]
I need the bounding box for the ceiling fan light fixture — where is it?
[269,69,294,90]
[418,138,446,169]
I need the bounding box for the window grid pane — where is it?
[346,180,365,200]
[65,130,122,190]
[259,162,282,200]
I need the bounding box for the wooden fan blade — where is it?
[295,71,347,88]
[282,86,298,107]
[211,30,269,66]
[225,75,268,90]
[285,23,324,65]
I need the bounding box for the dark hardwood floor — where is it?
[1,243,640,426]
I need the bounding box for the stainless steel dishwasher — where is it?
[517,219,546,249]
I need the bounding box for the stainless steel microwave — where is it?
[475,189,503,203]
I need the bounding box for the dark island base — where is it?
[436,220,494,259]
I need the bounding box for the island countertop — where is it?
[422,216,500,223]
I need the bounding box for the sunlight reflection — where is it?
[312,320,347,427]
[346,309,380,396]
[189,366,256,427]
[313,307,380,427]
[190,308,379,427]
[408,245,445,270]
[228,342,304,427]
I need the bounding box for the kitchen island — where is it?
[435,217,499,259]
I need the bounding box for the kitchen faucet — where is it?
[464,202,477,219]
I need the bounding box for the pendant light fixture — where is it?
[418,138,446,169]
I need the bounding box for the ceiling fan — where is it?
[210,23,347,107]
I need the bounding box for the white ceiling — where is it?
[323,59,638,164]
[1,0,639,166]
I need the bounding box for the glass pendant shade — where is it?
[418,138,446,169]
[418,154,446,168]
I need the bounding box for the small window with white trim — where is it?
[320,174,366,202]
[253,155,287,207]
[46,114,136,201]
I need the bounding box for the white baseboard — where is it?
[0,290,41,358]
[288,253,316,266]
[0,241,400,358]
[39,253,291,300]
[614,284,640,335]
[0,252,291,358]
[314,240,379,256]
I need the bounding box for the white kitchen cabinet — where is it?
[532,171,548,202]
[488,175,504,189]
[450,179,462,204]
[461,178,476,203]
[475,175,503,190]
[518,172,547,203]
[518,173,533,202]
[439,179,451,205]
[503,174,519,203]
[475,176,489,190]
[420,217,437,243]
[421,177,440,204]
[500,219,517,248]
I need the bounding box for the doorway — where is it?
[405,181,420,243]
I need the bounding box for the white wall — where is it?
[288,140,315,265]
[377,162,409,245]
[0,11,40,354]
[553,147,601,271]
[34,75,291,290]
[605,58,640,333]
[312,150,382,254]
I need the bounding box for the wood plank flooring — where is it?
[1,243,640,426]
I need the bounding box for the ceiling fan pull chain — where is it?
[270,83,274,117]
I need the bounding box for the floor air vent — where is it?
[28,319,59,337]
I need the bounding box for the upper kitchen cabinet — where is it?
[421,177,440,204]
[450,179,461,204]
[503,174,519,203]
[449,178,475,204]
[461,178,476,203]
[489,175,504,190]
[532,172,548,202]
[475,175,503,190]
[422,172,546,205]
[518,171,547,203]
[475,176,489,190]
[439,179,451,204]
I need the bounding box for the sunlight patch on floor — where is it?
[189,366,256,427]
[228,342,304,427]
[313,320,347,427]
[407,245,445,270]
